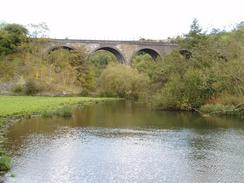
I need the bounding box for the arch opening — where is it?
[134,48,160,61]
[92,47,125,64]
[131,48,160,62]
[48,46,75,54]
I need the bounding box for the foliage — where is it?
[98,64,149,99]
[200,102,244,118]
[200,104,235,114]
[152,68,214,110]
[42,105,73,118]
[24,80,40,95]
[150,19,244,112]
[207,94,244,106]
[46,48,96,94]
[131,53,159,78]
[236,21,244,30]
[41,110,54,118]
[12,84,24,94]
[89,50,117,76]
[179,18,207,49]
[54,105,72,118]
[0,23,28,56]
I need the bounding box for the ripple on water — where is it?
[3,101,244,183]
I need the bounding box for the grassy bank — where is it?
[0,96,114,119]
[0,96,117,172]
[200,103,244,118]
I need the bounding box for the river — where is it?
[2,101,244,183]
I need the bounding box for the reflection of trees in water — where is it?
[204,116,244,129]
[72,101,244,130]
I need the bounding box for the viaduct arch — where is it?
[46,39,179,64]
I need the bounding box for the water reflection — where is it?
[3,101,244,183]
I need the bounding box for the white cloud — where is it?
[1,0,243,40]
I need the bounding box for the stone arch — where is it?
[91,47,126,64]
[48,45,76,54]
[132,48,161,61]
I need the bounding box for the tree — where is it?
[189,18,202,36]
[236,21,244,30]
[0,23,28,55]
[98,64,149,99]
[88,50,117,77]
[181,18,207,49]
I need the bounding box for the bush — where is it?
[41,105,73,118]
[152,68,216,110]
[98,64,149,99]
[207,93,244,106]
[41,110,53,118]
[54,105,72,118]
[151,25,244,111]
[12,84,24,94]
[24,80,40,95]
[200,104,235,114]
[88,50,117,76]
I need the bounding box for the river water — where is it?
[2,101,244,183]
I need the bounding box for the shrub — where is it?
[41,110,53,118]
[24,80,40,95]
[12,84,24,94]
[54,105,72,118]
[200,104,235,114]
[88,50,117,76]
[152,68,216,110]
[207,93,244,106]
[98,64,149,99]
[41,105,73,118]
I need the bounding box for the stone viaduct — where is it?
[46,39,179,64]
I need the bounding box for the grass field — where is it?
[0,96,113,118]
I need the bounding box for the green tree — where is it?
[236,21,244,30]
[0,23,28,55]
[180,18,207,49]
[88,50,117,77]
[98,64,149,99]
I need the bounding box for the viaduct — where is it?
[46,39,180,64]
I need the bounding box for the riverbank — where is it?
[0,96,118,172]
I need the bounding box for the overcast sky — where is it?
[0,0,243,40]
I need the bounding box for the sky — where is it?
[0,0,243,40]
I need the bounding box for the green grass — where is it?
[41,105,73,118]
[0,96,114,118]
[0,151,11,171]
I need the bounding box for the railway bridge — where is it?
[46,39,179,64]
